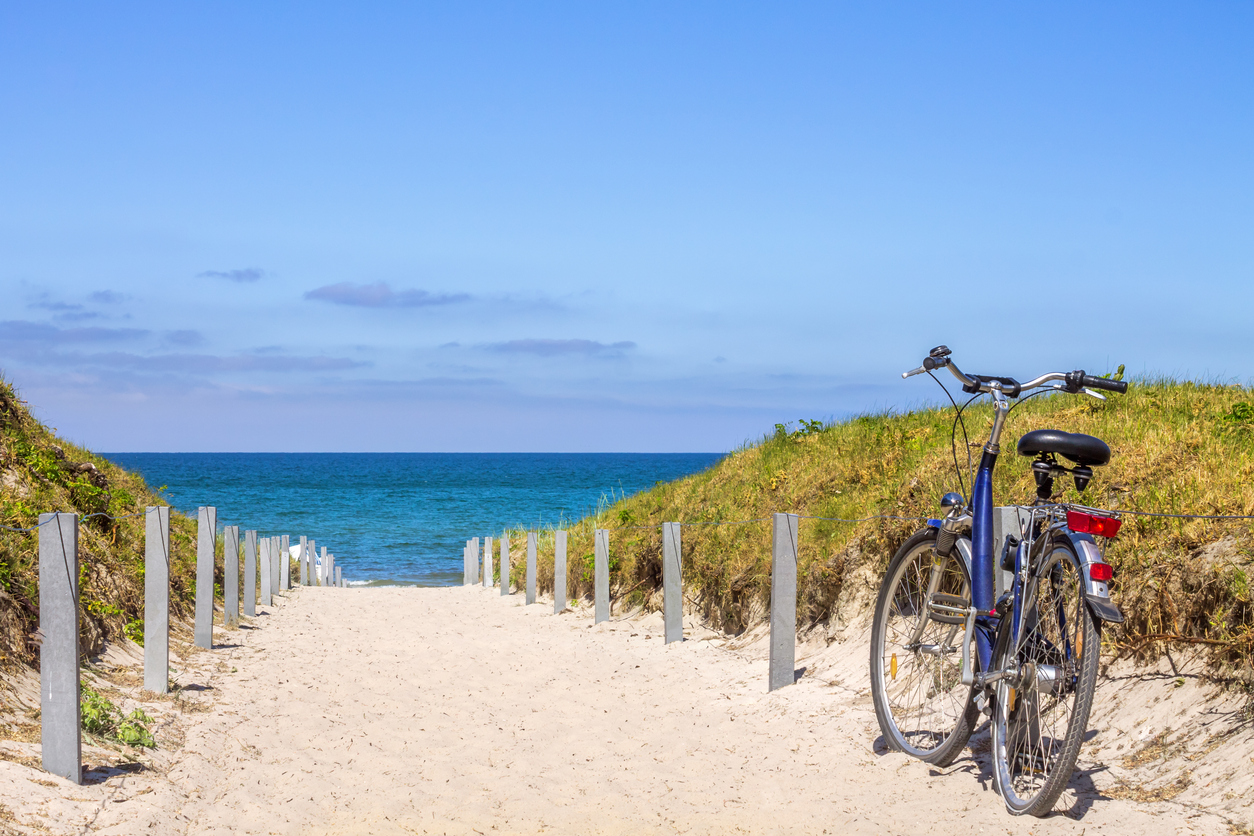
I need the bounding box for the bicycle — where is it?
[869,346,1128,816]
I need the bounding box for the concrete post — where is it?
[306,539,316,586]
[194,506,216,649]
[320,546,328,586]
[336,566,342,587]
[526,531,537,605]
[328,554,335,588]
[144,506,170,694]
[992,506,1029,601]
[594,529,609,624]
[769,513,799,691]
[224,525,240,629]
[280,534,291,591]
[260,536,273,607]
[39,512,81,784]
[270,536,281,598]
[471,537,480,584]
[500,535,510,596]
[483,536,493,588]
[244,530,258,617]
[299,535,308,585]
[553,530,568,613]
[662,522,683,643]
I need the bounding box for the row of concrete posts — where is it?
[37,507,350,785]
[463,513,800,693]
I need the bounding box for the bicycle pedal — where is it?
[974,691,991,717]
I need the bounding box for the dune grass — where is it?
[511,379,1254,683]
[0,376,200,668]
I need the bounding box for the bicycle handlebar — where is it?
[902,347,1127,398]
[1067,371,1128,395]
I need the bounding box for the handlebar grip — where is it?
[1066,370,1127,394]
[1082,374,1128,394]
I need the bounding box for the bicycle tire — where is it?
[990,537,1100,816]
[870,527,979,765]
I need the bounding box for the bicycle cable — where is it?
[928,371,979,500]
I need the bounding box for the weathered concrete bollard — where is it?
[463,542,470,585]
[327,553,335,587]
[483,536,493,588]
[526,531,537,605]
[553,530,568,613]
[244,530,258,616]
[594,528,609,624]
[270,536,281,597]
[224,525,240,629]
[336,566,342,587]
[471,537,480,584]
[280,534,291,591]
[260,536,273,607]
[500,535,510,596]
[662,522,683,643]
[194,506,217,649]
[320,546,328,586]
[144,506,170,694]
[299,535,308,585]
[769,513,799,692]
[39,512,81,784]
[306,539,316,586]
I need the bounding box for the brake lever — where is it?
[1082,388,1107,401]
[902,365,928,379]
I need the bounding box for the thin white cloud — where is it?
[304,281,471,308]
[487,339,636,357]
[198,268,266,283]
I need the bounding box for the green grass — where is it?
[0,375,200,667]
[508,379,1254,683]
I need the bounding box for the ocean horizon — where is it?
[100,452,725,587]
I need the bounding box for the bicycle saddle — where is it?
[1016,429,1110,467]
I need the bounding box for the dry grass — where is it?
[507,379,1254,680]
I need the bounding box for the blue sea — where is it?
[99,453,724,587]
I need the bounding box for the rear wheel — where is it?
[991,538,1100,815]
[870,528,978,765]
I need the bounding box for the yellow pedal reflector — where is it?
[890,653,898,680]
[1076,628,1084,660]
[1007,687,1017,712]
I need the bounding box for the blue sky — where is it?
[1,3,1251,452]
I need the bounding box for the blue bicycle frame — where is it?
[971,448,999,673]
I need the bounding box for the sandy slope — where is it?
[0,585,1247,835]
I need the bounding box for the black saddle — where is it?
[1016,429,1110,467]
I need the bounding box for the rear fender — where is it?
[1063,531,1124,625]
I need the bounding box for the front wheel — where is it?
[870,528,978,766]
[991,538,1100,816]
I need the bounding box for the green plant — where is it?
[124,619,144,646]
[117,709,156,748]
[1220,401,1254,434]
[774,419,826,443]
[80,685,155,748]
[1103,364,1126,382]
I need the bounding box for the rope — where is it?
[0,508,153,533]
[798,514,930,523]
[1106,509,1254,521]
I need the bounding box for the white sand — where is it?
[0,585,1248,834]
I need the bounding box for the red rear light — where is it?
[1067,510,1123,539]
[1089,563,1114,583]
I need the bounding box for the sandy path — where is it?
[3,585,1236,835]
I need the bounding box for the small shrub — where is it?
[80,685,156,748]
